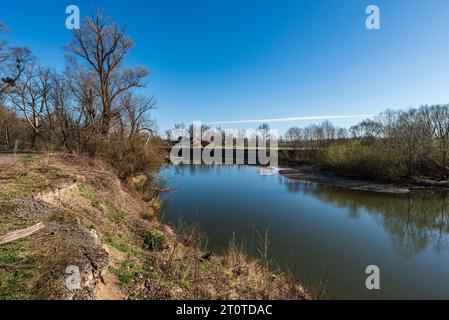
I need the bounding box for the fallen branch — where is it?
[157,188,176,193]
[0,263,27,271]
[0,223,45,246]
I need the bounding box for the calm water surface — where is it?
[158,165,449,299]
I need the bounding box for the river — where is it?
[158,164,449,299]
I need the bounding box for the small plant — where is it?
[180,276,192,292]
[113,259,144,285]
[0,241,39,300]
[22,155,39,167]
[78,184,102,208]
[143,226,167,251]
[38,166,62,176]
[105,236,140,257]
[106,205,126,222]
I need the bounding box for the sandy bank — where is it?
[280,167,411,194]
[280,165,449,194]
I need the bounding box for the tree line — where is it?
[284,105,449,180]
[284,120,348,148]
[0,13,164,179]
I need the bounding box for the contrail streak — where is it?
[204,114,374,125]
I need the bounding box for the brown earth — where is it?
[0,153,309,300]
[280,165,449,194]
[280,166,411,194]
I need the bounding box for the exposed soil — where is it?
[280,165,449,194]
[280,166,410,194]
[0,154,25,166]
[0,153,309,300]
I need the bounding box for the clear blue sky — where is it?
[2,0,449,134]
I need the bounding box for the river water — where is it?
[158,164,449,299]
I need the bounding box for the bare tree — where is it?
[119,92,157,138]
[428,105,449,174]
[49,72,76,150]
[0,25,32,95]
[6,62,50,147]
[350,119,383,139]
[0,104,9,147]
[66,12,148,135]
[285,126,302,145]
[257,123,271,141]
[391,109,432,177]
[66,66,99,130]
[321,120,336,142]
[174,123,185,130]
[336,127,348,140]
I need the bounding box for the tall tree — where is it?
[258,123,271,141]
[66,12,148,135]
[428,105,449,174]
[285,127,302,145]
[0,22,32,95]
[6,62,51,147]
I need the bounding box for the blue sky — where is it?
[2,0,449,133]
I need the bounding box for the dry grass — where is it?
[0,153,309,300]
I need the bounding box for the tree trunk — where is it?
[5,127,9,149]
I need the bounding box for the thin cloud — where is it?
[204,114,374,125]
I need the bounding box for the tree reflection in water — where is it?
[279,176,449,257]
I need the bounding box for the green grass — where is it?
[78,184,102,208]
[78,184,126,222]
[14,176,40,194]
[180,276,192,292]
[0,174,52,204]
[112,259,144,286]
[0,241,39,300]
[0,190,22,203]
[106,205,126,222]
[0,215,28,235]
[0,156,61,205]
[22,155,41,167]
[0,211,41,300]
[105,236,141,257]
[200,259,212,272]
[38,165,62,176]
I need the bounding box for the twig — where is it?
[316,266,329,300]
[0,263,27,271]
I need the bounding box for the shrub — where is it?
[100,134,166,180]
[322,140,401,181]
[143,226,167,251]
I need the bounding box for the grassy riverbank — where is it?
[0,154,309,300]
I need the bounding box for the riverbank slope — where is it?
[0,153,308,300]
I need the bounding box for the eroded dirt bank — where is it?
[280,166,410,194]
[0,154,309,300]
[280,165,449,194]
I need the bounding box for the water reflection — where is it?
[160,165,449,299]
[172,163,237,176]
[279,176,449,257]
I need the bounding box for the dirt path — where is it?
[0,154,25,166]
